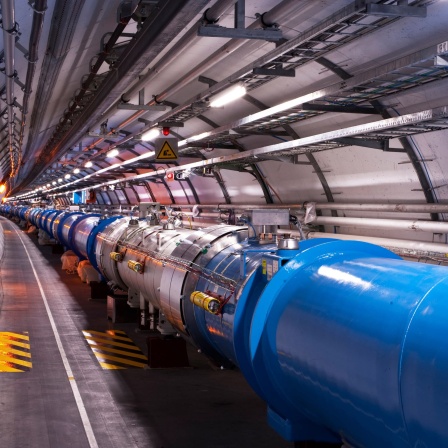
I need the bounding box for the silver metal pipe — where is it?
[1,0,17,175]
[88,0,303,139]
[119,0,236,104]
[17,0,47,175]
[164,202,448,213]
[312,216,448,234]
[306,231,448,258]
[314,203,448,213]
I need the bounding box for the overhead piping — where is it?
[311,216,448,234]
[71,0,304,164]
[164,202,448,214]
[0,0,18,177]
[15,0,210,193]
[306,231,448,260]
[17,0,47,177]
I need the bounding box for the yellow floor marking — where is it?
[0,347,32,358]
[0,354,32,368]
[106,329,126,335]
[84,335,141,351]
[0,332,30,341]
[0,365,24,372]
[0,340,30,350]
[90,345,147,360]
[99,362,126,370]
[83,330,133,342]
[92,352,147,368]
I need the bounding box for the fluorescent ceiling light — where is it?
[141,128,160,141]
[209,83,246,108]
[73,168,80,174]
[52,181,57,185]
[106,148,119,158]
[58,178,63,182]
[64,174,71,179]
[84,161,93,168]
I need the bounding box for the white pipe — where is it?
[164,202,448,213]
[306,231,448,258]
[312,216,448,234]
[314,203,448,213]
[87,0,303,141]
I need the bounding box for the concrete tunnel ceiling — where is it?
[1,0,448,250]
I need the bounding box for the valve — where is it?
[110,251,123,262]
[128,260,144,273]
[190,291,221,315]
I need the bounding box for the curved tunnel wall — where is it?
[2,205,448,448]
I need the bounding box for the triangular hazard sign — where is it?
[156,141,177,160]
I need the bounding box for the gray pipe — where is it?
[17,0,47,174]
[119,0,236,104]
[1,0,17,175]
[312,216,448,234]
[164,202,448,214]
[306,231,448,259]
[88,0,303,136]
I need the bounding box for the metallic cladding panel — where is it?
[71,215,101,259]
[95,217,132,290]
[86,216,122,271]
[58,213,84,248]
[43,210,58,235]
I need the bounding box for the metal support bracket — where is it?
[315,57,352,80]
[198,0,283,42]
[434,55,448,66]
[252,67,295,77]
[366,1,427,18]
[302,103,378,114]
[117,103,167,111]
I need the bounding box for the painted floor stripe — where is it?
[89,344,148,359]
[84,330,134,342]
[99,362,126,370]
[82,330,148,370]
[83,335,142,351]
[92,352,147,368]
[0,339,31,350]
[0,331,32,372]
[0,331,30,341]
[16,230,99,448]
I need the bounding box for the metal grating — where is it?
[162,0,431,127]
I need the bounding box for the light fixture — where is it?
[84,161,93,168]
[107,148,119,158]
[64,174,71,179]
[52,181,57,185]
[47,183,51,187]
[73,168,80,174]
[0,184,6,193]
[209,83,246,108]
[141,128,160,141]
[58,178,63,182]
[162,127,170,136]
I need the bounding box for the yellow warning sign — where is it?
[155,138,178,161]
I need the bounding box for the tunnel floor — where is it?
[0,217,291,448]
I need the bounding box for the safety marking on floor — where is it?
[0,331,32,372]
[82,329,148,370]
